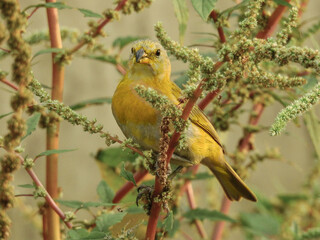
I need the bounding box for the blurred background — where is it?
[1,0,320,239]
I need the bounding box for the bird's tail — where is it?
[203,159,257,202]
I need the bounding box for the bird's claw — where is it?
[136,185,153,207]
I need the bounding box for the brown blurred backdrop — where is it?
[1,0,320,239]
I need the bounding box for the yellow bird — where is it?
[112,40,257,202]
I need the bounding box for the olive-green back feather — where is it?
[170,82,223,149]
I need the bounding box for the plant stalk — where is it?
[45,1,65,239]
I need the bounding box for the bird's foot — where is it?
[136,185,153,215]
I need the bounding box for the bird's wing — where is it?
[170,82,223,149]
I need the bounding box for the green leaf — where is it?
[22,112,41,140]
[70,97,112,110]
[120,163,137,186]
[190,0,217,21]
[267,91,290,107]
[158,213,179,237]
[67,229,89,239]
[299,227,320,240]
[272,0,292,7]
[0,112,13,120]
[240,213,280,236]
[125,206,145,214]
[43,2,72,9]
[78,8,102,18]
[18,184,35,189]
[56,200,84,209]
[36,148,77,157]
[85,55,117,65]
[67,229,107,240]
[220,0,250,17]
[97,180,115,203]
[112,36,145,50]
[184,208,236,222]
[33,48,64,58]
[304,109,320,159]
[163,211,174,232]
[82,201,116,208]
[95,147,138,167]
[57,200,115,209]
[173,74,188,89]
[96,212,126,233]
[24,2,72,12]
[277,193,308,204]
[173,0,189,45]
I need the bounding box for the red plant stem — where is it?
[27,6,40,20]
[256,1,290,39]
[112,169,148,206]
[45,1,65,239]
[181,232,193,240]
[212,2,292,239]
[238,103,264,153]
[146,60,224,239]
[68,0,128,55]
[198,89,220,110]
[0,47,10,53]
[15,154,72,229]
[209,10,226,43]
[211,195,231,240]
[197,10,227,111]
[186,183,207,239]
[179,165,200,195]
[116,63,127,75]
[298,0,309,18]
[0,78,19,91]
[145,82,205,239]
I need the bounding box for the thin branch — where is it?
[256,1,291,39]
[68,0,128,55]
[0,47,10,53]
[197,10,226,111]
[211,196,232,240]
[181,231,194,240]
[0,78,19,91]
[198,89,220,110]
[116,63,126,75]
[14,153,72,229]
[27,6,40,20]
[209,10,227,43]
[186,183,207,239]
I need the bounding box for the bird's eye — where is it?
[155,49,161,57]
[131,48,134,54]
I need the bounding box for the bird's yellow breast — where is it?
[112,80,158,126]
[112,75,164,149]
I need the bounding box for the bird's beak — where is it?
[135,48,147,63]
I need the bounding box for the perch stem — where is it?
[45,1,65,239]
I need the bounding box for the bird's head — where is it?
[128,40,171,79]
